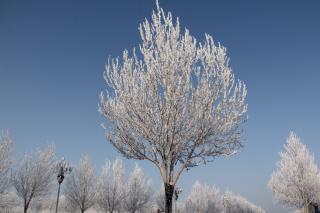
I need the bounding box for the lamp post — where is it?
[55,158,72,213]
[174,187,182,213]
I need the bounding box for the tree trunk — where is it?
[303,203,309,213]
[164,183,174,213]
[24,200,29,213]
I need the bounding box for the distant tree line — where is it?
[0,131,265,213]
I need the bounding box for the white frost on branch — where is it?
[0,191,19,211]
[268,132,320,211]
[97,159,126,213]
[185,181,265,213]
[222,191,266,213]
[64,154,97,213]
[12,145,56,213]
[123,163,153,213]
[185,181,222,213]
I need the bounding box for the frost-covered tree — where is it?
[268,132,320,213]
[99,2,247,212]
[12,145,56,213]
[123,164,152,213]
[184,181,265,213]
[185,181,222,213]
[0,191,19,211]
[97,159,125,213]
[0,131,13,207]
[222,191,266,213]
[64,154,97,213]
[28,197,46,213]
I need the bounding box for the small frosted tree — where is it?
[268,132,320,213]
[184,181,265,213]
[0,191,19,211]
[12,145,56,213]
[222,191,266,213]
[64,154,97,213]
[99,2,247,212]
[185,181,222,213]
[97,159,125,213]
[123,164,152,213]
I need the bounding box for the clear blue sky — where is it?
[1,0,320,212]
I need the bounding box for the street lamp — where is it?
[174,187,182,213]
[55,157,72,213]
